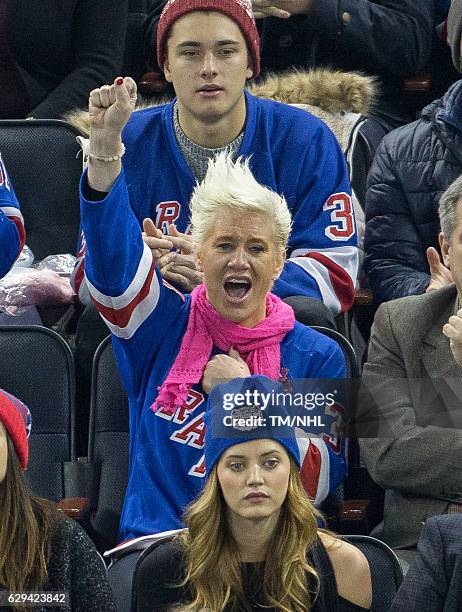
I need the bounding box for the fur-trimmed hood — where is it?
[249,68,374,114]
[66,68,375,146]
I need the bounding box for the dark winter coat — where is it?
[364,80,462,303]
[2,0,128,119]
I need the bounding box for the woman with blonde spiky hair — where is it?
[135,376,373,612]
[80,80,348,542]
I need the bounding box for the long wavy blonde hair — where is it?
[177,455,322,611]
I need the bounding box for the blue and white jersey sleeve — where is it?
[0,154,25,279]
[79,170,186,398]
[273,120,359,314]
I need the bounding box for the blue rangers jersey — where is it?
[81,171,348,542]
[74,91,358,314]
[0,154,25,278]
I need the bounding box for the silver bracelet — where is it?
[76,136,125,162]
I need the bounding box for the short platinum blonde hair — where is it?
[190,152,292,251]
[439,174,462,241]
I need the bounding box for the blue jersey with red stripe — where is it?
[73,91,358,313]
[0,154,25,279]
[81,171,347,542]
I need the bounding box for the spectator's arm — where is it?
[30,0,128,119]
[0,156,25,279]
[389,517,447,611]
[69,521,117,611]
[274,122,359,314]
[359,303,462,500]
[364,133,430,303]
[80,169,186,396]
[309,0,433,78]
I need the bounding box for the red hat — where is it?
[157,0,260,78]
[0,389,31,471]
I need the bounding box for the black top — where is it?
[135,537,369,611]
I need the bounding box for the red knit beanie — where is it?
[0,389,31,471]
[157,0,260,78]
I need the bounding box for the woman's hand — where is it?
[89,76,137,138]
[158,224,203,293]
[87,77,137,192]
[142,218,173,265]
[202,348,251,394]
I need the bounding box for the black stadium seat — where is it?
[87,336,129,551]
[0,325,76,501]
[0,119,82,261]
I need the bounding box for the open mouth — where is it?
[223,278,252,301]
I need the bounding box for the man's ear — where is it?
[163,54,172,83]
[439,231,450,268]
[246,54,254,80]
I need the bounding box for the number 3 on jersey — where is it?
[323,193,355,241]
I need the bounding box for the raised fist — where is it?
[89,76,137,137]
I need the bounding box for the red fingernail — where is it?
[116,77,124,86]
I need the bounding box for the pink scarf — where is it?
[151,284,295,415]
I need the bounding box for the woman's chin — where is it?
[209,294,266,327]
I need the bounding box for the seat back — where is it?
[310,325,359,379]
[109,550,145,612]
[346,534,403,608]
[0,119,82,260]
[131,534,180,612]
[0,325,75,500]
[88,335,129,550]
[106,531,183,612]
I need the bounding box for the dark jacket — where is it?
[144,0,433,126]
[390,514,462,611]
[364,79,462,304]
[359,284,462,549]
[3,0,128,119]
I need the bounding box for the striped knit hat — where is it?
[157,0,260,77]
[0,389,31,471]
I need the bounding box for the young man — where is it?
[146,0,433,130]
[0,154,25,279]
[73,0,358,323]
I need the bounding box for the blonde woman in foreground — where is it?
[135,376,374,612]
